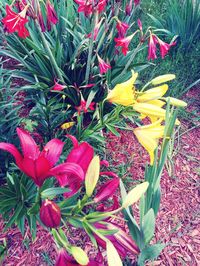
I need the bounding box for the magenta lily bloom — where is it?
[97,54,111,74]
[0,128,84,187]
[56,135,94,197]
[94,177,119,203]
[114,34,135,56]
[94,222,140,257]
[157,37,176,59]
[46,0,58,31]
[147,33,158,60]
[116,21,129,38]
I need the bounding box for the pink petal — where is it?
[41,139,65,167]
[17,128,40,160]
[0,143,23,166]
[66,134,79,148]
[66,142,94,175]
[47,162,84,185]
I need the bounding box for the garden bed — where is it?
[1,89,199,266]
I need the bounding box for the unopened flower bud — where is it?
[71,246,89,265]
[40,199,61,228]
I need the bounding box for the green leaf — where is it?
[105,124,120,136]
[141,209,155,245]
[41,187,69,198]
[4,204,24,231]
[82,222,97,248]
[137,243,165,266]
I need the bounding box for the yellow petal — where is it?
[85,156,100,197]
[134,128,158,165]
[61,122,75,129]
[165,97,187,107]
[106,241,122,266]
[133,103,166,118]
[151,74,176,85]
[136,84,168,102]
[106,71,138,106]
[71,246,89,265]
[147,99,165,108]
[122,182,149,208]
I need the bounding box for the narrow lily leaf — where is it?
[85,156,100,197]
[106,241,122,266]
[122,182,149,208]
[41,187,69,198]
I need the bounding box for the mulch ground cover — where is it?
[0,83,199,265]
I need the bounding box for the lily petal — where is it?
[66,142,94,175]
[133,103,166,118]
[17,128,40,160]
[0,143,23,166]
[41,139,65,167]
[136,84,168,102]
[48,162,84,185]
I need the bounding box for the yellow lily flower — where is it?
[150,74,176,85]
[139,100,166,122]
[136,84,168,102]
[133,103,166,120]
[106,71,138,106]
[133,121,165,165]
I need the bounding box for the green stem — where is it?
[36,22,64,82]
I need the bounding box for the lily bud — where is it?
[165,97,187,107]
[40,199,61,228]
[106,241,122,266]
[71,246,89,265]
[122,182,149,208]
[151,74,176,85]
[94,177,119,203]
[85,156,100,197]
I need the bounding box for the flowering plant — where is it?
[0,0,188,265]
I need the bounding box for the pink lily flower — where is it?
[147,33,158,60]
[116,20,129,38]
[51,80,65,91]
[0,128,84,187]
[74,0,106,16]
[2,5,30,39]
[74,0,93,16]
[125,0,133,16]
[75,100,95,115]
[97,54,111,74]
[156,37,176,59]
[56,135,94,197]
[94,222,140,257]
[94,177,119,203]
[46,0,58,31]
[97,0,107,13]
[114,34,135,56]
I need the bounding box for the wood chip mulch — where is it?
[0,88,200,266]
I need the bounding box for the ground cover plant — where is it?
[0,0,199,266]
